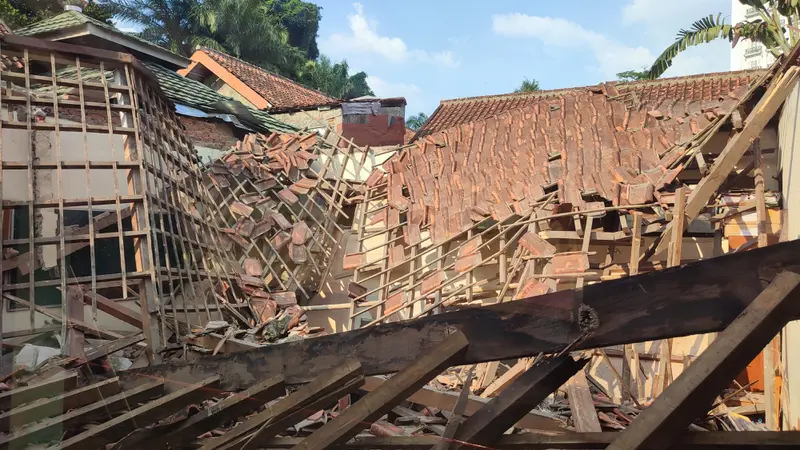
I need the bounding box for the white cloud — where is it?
[492,13,654,79]
[622,0,727,32]
[367,75,432,113]
[321,3,460,68]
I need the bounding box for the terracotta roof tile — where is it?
[415,69,765,140]
[200,48,337,110]
[372,77,757,246]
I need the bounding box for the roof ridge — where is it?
[198,47,338,103]
[440,69,767,105]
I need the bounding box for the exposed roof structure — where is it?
[414,70,765,140]
[143,61,296,134]
[15,10,188,69]
[181,47,338,111]
[373,79,753,245]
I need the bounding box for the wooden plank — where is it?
[654,66,800,257]
[128,375,285,449]
[565,370,601,432]
[121,238,800,391]
[66,286,85,358]
[200,360,364,450]
[481,358,530,398]
[69,333,145,368]
[0,372,77,411]
[606,270,800,450]
[434,367,474,450]
[257,431,800,448]
[79,289,143,329]
[0,380,163,450]
[453,356,588,447]
[292,331,469,450]
[0,377,120,430]
[59,376,221,450]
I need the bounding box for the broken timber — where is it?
[607,270,800,450]
[121,239,800,391]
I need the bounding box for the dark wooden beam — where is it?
[255,431,800,449]
[201,360,364,450]
[120,239,800,392]
[292,331,469,450]
[0,377,120,430]
[69,333,145,369]
[123,375,285,449]
[59,376,221,450]
[0,381,164,450]
[0,372,77,411]
[79,289,143,329]
[606,270,800,450]
[453,356,588,448]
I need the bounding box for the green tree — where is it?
[107,0,209,56]
[514,77,541,93]
[406,112,429,131]
[616,68,650,82]
[1,0,112,29]
[649,0,800,79]
[264,0,321,60]
[301,55,373,99]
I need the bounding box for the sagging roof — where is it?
[143,61,297,134]
[371,77,758,245]
[414,69,766,141]
[15,10,188,69]
[181,47,338,111]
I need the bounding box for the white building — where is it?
[731,1,785,70]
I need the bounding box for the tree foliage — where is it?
[264,0,321,60]
[649,0,800,79]
[300,55,373,99]
[406,112,428,131]
[0,0,112,29]
[515,78,541,93]
[616,68,650,82]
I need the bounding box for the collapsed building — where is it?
[2,8,800,450]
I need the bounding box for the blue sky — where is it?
[314,0,734,116]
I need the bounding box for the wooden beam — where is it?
[200,360,364,450]
[435,367,474,450]
[59,376,221,450]
[453,356,588,447]
[565,370,602,432]
[256,431,800,448]
[120,239,800,391]
[364,377,564,431]
[606,270,800,450]
[0,377,120,430]
[129,375,285,449]
[292,331,469,450]
[69,333,145,368]
[0,381,164,450]
[0,372,77,411]
[79,289,143,329]
[653,66,800,257]
[3,293,123,341]
[481,358,530,398]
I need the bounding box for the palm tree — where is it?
[649,0,800,79]
[107,0,209,56]
[301,56,373,99]
[514,77,541,93]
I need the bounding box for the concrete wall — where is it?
[208,77,259,109]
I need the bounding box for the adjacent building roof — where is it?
[15,10,188,69]
[414,70,765,140]
[180,48,337,111]
[371,76,760,245]
[143,61,296,134]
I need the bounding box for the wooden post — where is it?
[606,271,800,450]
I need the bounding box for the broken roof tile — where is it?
[550,252,590,274]
[291,222,313,245]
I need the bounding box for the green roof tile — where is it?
[142,61,296,134]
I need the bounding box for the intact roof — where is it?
[414,69,766,140]
[143,61,296,134]
[196,47,338,110]
[370,75,763,245]
[15,11,188,68]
